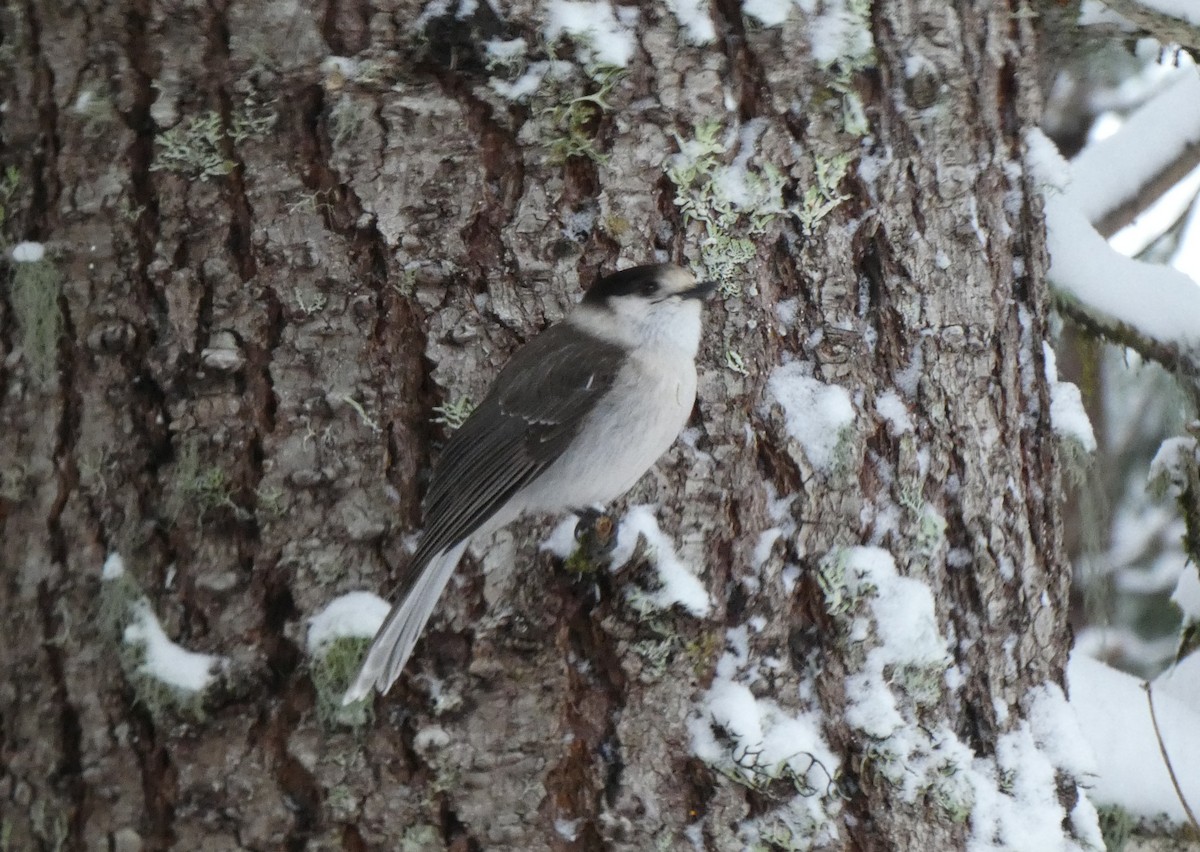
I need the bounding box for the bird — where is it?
[344,263,716,702]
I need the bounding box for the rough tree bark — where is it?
[0,0,1079,850]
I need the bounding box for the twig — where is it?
[1143,680,1200,832]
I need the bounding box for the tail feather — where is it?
[342,541,469,704]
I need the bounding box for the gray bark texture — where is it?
[0,0,1075,850]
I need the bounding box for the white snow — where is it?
[1147,435,1198,497]
[1024,128,1071,192]
[1171,183,1200,282]
[1025,113,1200,360]
[610,505,711,617]
[969,725,1085,852]
[1040,168,1200,351]
[774,297,798,326]
[1171,564,1200,621]
[689,651,840,794]
[306,591,391,655]
[11,241,45,263]
[413,724,450,753]
[1068,651,1200,824]
[320,56,359,80]
[554,818,582,841]
[540,514,582,559]
[483,37,527,62]
[1109,162,1200,260]
[767,363,855,471]
[102,552,126,580]
[1027,682,1096,781]
[875,389,914,436]
[807,0,873,69]
[489,61,558,101]
[838,547,951,739]
[545,0,637,67]
[123,600,224,693]
[1043,343,1097,453]
[665,0,715,44]
[1154,649,1200,705]
[741,0,791,27]
[752,527,783,571]
[1077,0,1132,28]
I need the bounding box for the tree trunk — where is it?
[1,0,1085,850]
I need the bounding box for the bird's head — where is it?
[578,263,717,354]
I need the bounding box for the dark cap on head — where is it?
[582,264,680,305]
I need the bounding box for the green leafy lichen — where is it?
[8,256,63,385]
[666,120,788,295]
[310,635,374,729]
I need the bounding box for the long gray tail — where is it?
[342,540,469,703]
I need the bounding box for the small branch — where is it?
[1054,295,1200,409]
[1143,680,1200,833]
[1096,0,1200,51]
[1093,143,1200,239]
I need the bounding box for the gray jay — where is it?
[344,263,715,702]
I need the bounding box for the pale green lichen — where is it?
[540,64,625,164]
[1096,805,1134,852]
[401,825,441,852]
[0,164,21,233]
[152,112,234,180]
[310,635,374,728]
[152,99,276,180]
[915,506,947,554]
[329,96,371,147]
[432,396,474,430]
[165,439,240,526]
[8,256,63,385]
[100,568,213,722]
[335,393,382,434]
[666,120,787,295]
[796,151,853,233]
[816,548,887,619]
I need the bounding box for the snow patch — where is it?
[741,0,791,26]
[610,505,711,617]
[834,547,951,739]
[12,241,45,263]
[1069,652,1200,824]
[807,0,873,69]
[1027,126,1200,353]
[1043,342,1097,453]
[307,591,391,655]
[123,600,224,693]
[102,552,126,580]
[1172,565,1200,622]
[545,0,637,67]
[1148,436,1198,498]
[665,0,715,44]
[875,389,913,436]
[540,514,582,559]
[484,37,528,62]
[768,363,855,471]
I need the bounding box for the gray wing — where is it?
[347,322,626,699]
[395,322,625,593]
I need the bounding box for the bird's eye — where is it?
[640,280,659,297]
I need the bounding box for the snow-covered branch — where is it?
[1089,0,1200,50]
[1044,189,1200,399]
[1027,97,1200,398]
[1068,71,1200,236]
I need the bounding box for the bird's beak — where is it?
[681,279,719,300]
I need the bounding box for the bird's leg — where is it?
[568,506,619,568]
